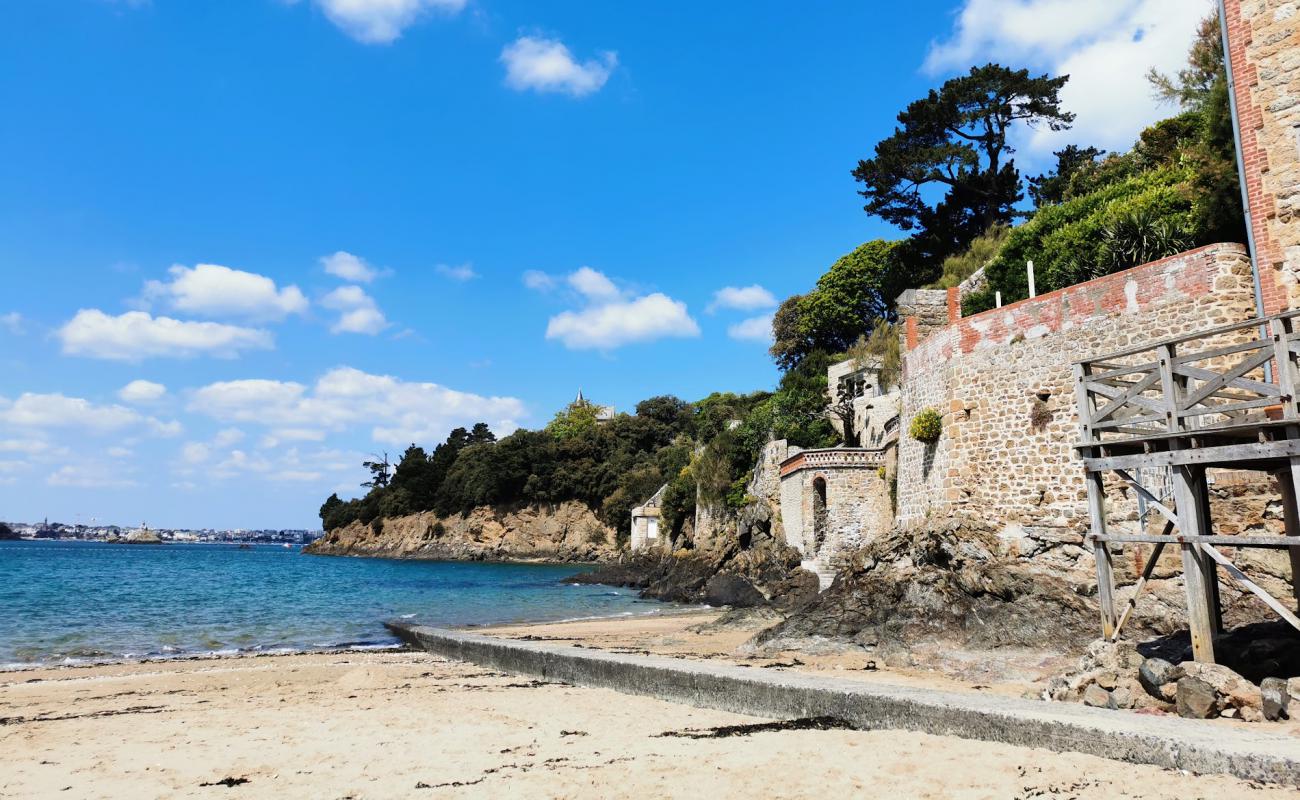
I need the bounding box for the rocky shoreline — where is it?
[304,501,619,563]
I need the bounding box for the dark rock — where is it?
[1138,658,1183,702]
[751,515,1096,654]
[1261,677,1290,721]
[703,574,766,608]
[1176,676,1219,719]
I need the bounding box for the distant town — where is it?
[1,518,323,545]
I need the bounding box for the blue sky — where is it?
[0,0,1208,529]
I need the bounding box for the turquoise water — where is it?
[0,540,665,668]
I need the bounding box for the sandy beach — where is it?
[3,610,1297,799]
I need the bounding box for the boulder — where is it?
[1082,684,1113,709]
[1261,677,1290,721]
[1176,676,1219,719]
[703,573,766,608]
[1175,662,1263,721]
[1137,658,1183,702]
[1290,677,1300,709]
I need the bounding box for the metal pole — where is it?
[1027,260,1036,299]
[1217,0,1273,381]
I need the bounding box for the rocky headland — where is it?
[304,501,619,563]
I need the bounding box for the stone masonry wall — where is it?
[1224,0,1300,313]
[896,244,1256,533]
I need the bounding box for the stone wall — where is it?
[895,243,1257,533]
[778,449,892,569]
[1224,0,1300,313]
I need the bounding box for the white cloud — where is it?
[0,438,59,457]
[306,0,466,44]
[47,463,138,489]
[181,442,211,465]
[0,312,24,335]
[567,266,622,301]
[273,469,325,482]
[321,286,390,335]
[708,285,778,313]
[501,36,617,97]
[118,379,167,403]
[58,309,272,361]
[546,293,701,351]
[924,0,1209,154]
[321,250,383,283]
[727,313,775,343]
[106,446,134,458]
[435,263,478,281]
[189,366,525,446]
[213,428,246,448]
[142,264,308,321]
[1,393,141,433]
[522,270,557,291]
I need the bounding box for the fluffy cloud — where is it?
[0,392,178,435]
[143,264,308,321]
[924,0,1208,154]
[522,270,557,291]
[118,379,167,403]
[546,296,701,351]
[321,286,389,335]
[727,313,775,343]
[305,0,466,44]
[46,463,138,489]
[0,312,24,335]
[708,285,777,313]
[501,36,617,97]
[188,366,525,446]
[435,263,478,281]
[58,309,272,361]
[567,266,622,301]
[321,251,382,283]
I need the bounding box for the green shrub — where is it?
[909,407,943,444]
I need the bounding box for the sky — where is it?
[0,0,1211,529]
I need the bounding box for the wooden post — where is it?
[1027,260,1036,299]
[1088,471,1118,639]
[1075,362,1117,637]
[1173,464,1217,662]
[1271,319,1300,610]
[1193,466,1223,634]
[1271,468,1300,612]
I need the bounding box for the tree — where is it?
[547,398,603,440]
[468,423,496,445]
[361,452,391,489]
[1028,145,1106,207]
[853,64,1074,279]
[769,240,902,371]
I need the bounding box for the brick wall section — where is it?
[895,243,1256,531]
[1224,0,1300,312]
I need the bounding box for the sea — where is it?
[0,539,678,669]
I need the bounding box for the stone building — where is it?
[826,356,901,449]
[1223,0,1300,314]
[629,484,667,552]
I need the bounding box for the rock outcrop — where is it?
[305,501,618,563]
[750,514,1102,659]
[566,500,820,611]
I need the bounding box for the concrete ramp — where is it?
[387,622,1300,786]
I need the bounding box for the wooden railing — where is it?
[1074,310,1300,446]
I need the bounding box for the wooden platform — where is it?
[1073,311,1300,662]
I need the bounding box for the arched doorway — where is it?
[812,476,828,555]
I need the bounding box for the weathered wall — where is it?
[305,501,618,562]
[896,243,1257,532]
[1224,0,1300,313]
[778,450,892,569]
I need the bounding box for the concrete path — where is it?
[387,622,1300,786]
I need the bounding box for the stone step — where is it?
[800,559,838,591]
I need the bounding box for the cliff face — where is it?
[304,501,618,563]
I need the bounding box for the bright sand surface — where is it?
[4,611,1298,799]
